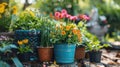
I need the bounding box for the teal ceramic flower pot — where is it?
[54,43,76,63]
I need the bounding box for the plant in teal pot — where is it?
[50,22,82,63]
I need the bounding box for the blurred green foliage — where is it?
[0,0,120,32]
[34,0,80,15]
[89,0,120,29]
[34,0,120,30]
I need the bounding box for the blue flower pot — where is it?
[54,43,76,63]
[14,30,40,61]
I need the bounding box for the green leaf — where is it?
[12,57,23,67]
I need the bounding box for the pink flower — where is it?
[60,13,66,18]
[69,16,78,21]
[66,14,71,18]
[55,12,61,18]
[73,16,78,20]
[61,9,67,14]
[69,16,74,20]
[82,15,90,20]
[78,14,90,20]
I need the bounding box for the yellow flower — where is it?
[22,39,29,44]
[72,29,78,35]
[18,41,23,45]
[60,25,64,30]
[61,31,66,35]
[2,2,7,6]
[12,6,17,14]
[69,23,76,28]
[0,4,5,13]
[66,26,71,31]
[29,11,35,17]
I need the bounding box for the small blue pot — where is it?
[54,43,76,63]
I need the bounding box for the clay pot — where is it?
[37,47,53,62]
[75,46,85,60]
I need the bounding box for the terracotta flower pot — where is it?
[75,46,85,60]
[37,47,53,62]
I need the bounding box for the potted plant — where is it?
[50,22,82,63]
[75,44,86,60]
[85,32,109,63]
[37,17,55,62]
[12,10,41,61]
[75,21,88,60]
[17,39,33,62]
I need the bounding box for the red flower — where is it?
[82,15,90,20]
[55,12,61,18]
[78,14,90,20]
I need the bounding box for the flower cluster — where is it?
[54,9,90,22]
[0,2,17,32]
[54,9,78,21]
[50,23,82,44]
[12,6,17,15]
[17,39,32,53]
[0,2,8,16]
[0,2,17,18]
[78,14,90,21]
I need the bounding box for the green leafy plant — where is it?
[85,32,109,51]
[38,17,56,47]
[12,10,40,30]
[17,39,32,53]
[77,21,89,46]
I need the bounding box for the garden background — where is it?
[0,0,120,67]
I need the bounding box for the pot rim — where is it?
[37,46,54,48]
